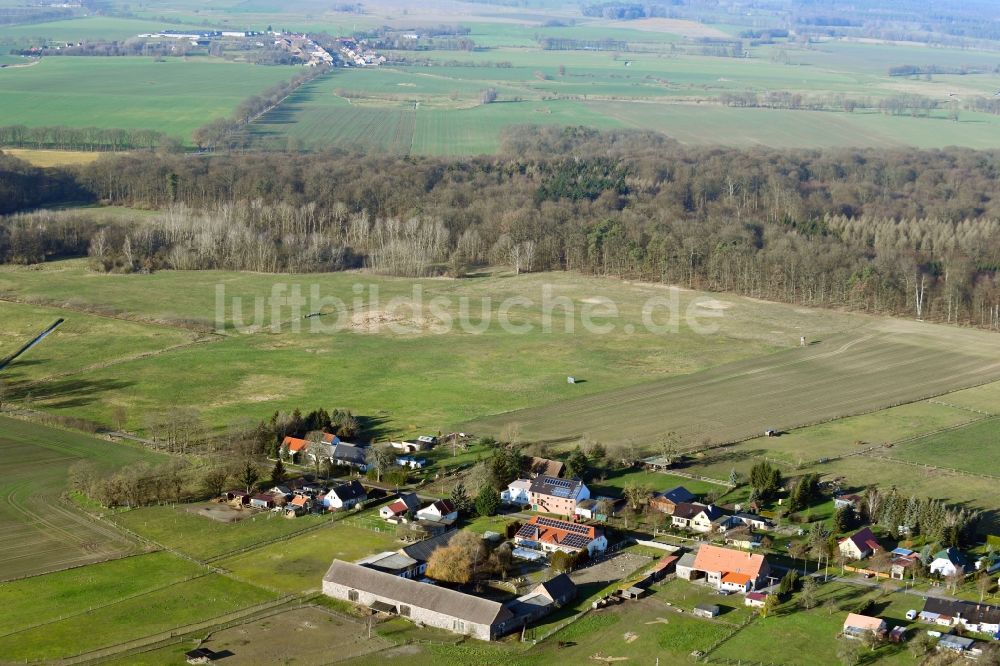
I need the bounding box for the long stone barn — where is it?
[323,560,516,641]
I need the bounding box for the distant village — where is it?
[136,29,384,67]
[201,428,1000,655]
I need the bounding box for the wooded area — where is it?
[3,127,1000,326]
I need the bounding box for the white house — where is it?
[502,479,532,505]
[837,527,880,560]
[417,500,458,522]
[929,548,968,577]
[380,493,421,520]
[324,480,367,510]
[514,516,607,557]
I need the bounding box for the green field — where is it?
[0,299,195,387]
[0,416,165,580]
[217,519,400,594]
[0,57,295,141]
[0,17,205,44]
[881,417,1000,475]
[0,262,867,433]
[0,565,275,661]
[111,503,338,562]
[471,318,1000,448]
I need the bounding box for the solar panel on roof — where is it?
[534,517,590,535]
[561,534,592,549]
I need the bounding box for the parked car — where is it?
[906,610,917,620]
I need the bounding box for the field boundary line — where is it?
[857,452,1000,481]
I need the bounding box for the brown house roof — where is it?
[526,456,564,478]
[324,560,514,626]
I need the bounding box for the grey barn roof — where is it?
[324,560,514,626]
[401,529,458,563]
[535,573,578,603]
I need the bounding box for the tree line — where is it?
[4,130,1000,326]
[0,125,176,152]
[192,67,328,151]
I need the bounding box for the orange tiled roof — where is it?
[692,544,767,578]
[283,436,309,452]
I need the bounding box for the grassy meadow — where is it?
[0,261,868,434]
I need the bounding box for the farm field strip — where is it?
[470,319,1000,448]
[0,416,165,580]
[0,57,296,141]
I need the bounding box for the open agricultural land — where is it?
[2,2,1000,151]
[0,57,296,142]
[0,260,870,432]
[0,416,163,580]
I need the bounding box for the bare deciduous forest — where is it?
[3,126,1000,326]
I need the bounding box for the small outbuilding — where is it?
[693,604,720,618]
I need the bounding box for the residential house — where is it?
[725,530,764,550]
[514,516,607,556]
[920,598,1000,635]
[286,494,311,516]
[745,592,767,608]
[890,548,919,580]
[502,479,532,506]
[724,512,774,532]
[671,503,727,533]
[834,494,863,511]
[250,494,275,509]
[837,527,881,560]
[270,485,292,499]
[648,486,696,515]
[322,433,341,446]
[396,456,426,469]
[527,476,589,517]
[417,500,458,522]
[380,492,421,520]
[323,560,516,641]
[930,548,968,577]
[677,544,770,593]
[282,435,310,463]
[524,456,564,478]
[843,613,887,639]
[330,442,367,471]
[325,480,367,510]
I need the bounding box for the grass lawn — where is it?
[710,582,916,665]
[714,400,981,469]
[881,417,1000,476]
[588,469,729,499]
[111,503,337,562]
[0,551,202,635]
[0,416,165,580]
[217,520,401,594]
[0,573,275,661]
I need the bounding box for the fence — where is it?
[54,595,301,665]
